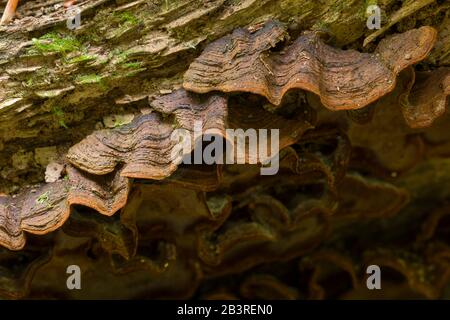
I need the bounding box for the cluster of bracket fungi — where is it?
[1,20,450,299]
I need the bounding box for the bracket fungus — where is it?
[184,22,437,109]
[67,91,228,179]
[0,165,130,250]
[0,182,70,251]
[400,67,450,128]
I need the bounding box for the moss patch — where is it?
[30,32,82,56]
[52,107,69,129]
[67,54,98,64]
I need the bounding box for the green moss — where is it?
[121,61,143,69]
[117,51,130,63]
[31,32,81,56]
[25,78,34,87]
[79,27,103,45]
[75,74,103,84]
[36,191,55,209]
[23,68,50,89]
[36,191,50,205]
[67,54,97,64]
[123,68,147,77]
[52,106,69,129]
[111,119,127,128]
[116,11,140,26]
[75,73,109,91]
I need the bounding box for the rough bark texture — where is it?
[0,0,449,299]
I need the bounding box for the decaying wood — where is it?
[0,0,449,300]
